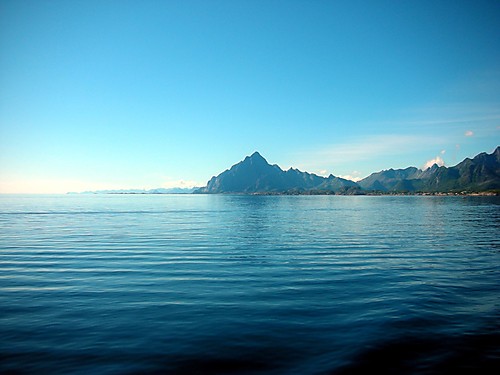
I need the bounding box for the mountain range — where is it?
[195,147,500,194]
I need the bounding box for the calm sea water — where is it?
[1,194,499,374]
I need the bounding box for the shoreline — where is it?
[65,191,499,197]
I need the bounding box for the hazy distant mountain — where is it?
[78,187,198,194]
[358,146,500,193]
[196,151,359,194]
[196,147,499,194]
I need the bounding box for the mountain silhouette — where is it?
[196,151,358,194]
[196,147,499,194]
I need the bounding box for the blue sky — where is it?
[1,0,499,193]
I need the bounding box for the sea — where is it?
[1,194,499,374]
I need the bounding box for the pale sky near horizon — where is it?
[1,0,499,193]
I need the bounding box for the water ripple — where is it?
[1,195,499,374]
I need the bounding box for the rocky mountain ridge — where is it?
[196,147,500,194]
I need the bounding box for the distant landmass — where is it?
[195,147,500,195]
[75,187,198,195]
[77,147,499,195]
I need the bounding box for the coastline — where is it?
[63,190,500,196]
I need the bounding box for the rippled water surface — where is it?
[1,194,499,374]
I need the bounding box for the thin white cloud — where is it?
[399,114,500,126]
[441,149,446,155]
[465,130,474,137]
[339,174,362,182]
[423,156,445,170]
[338,170,362,182]
[379,101,500,127]
[308,134,445,164]
[291,133,446,179]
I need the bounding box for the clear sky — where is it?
[1,0,499,193]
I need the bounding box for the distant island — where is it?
[194,147,500,195]
[72,187,199,195]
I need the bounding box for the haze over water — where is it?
[1,194,499,374]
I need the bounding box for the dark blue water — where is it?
[1,194,499,374]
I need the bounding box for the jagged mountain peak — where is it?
[249,151,264,159]
[241,151,270,166]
